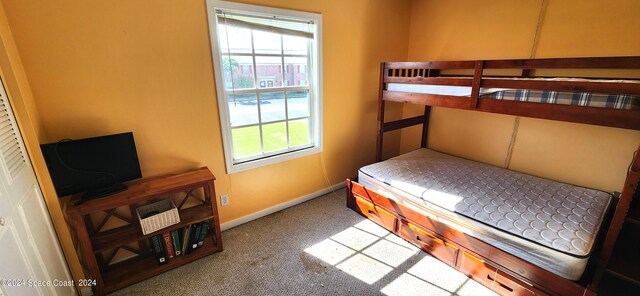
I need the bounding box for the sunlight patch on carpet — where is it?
[303,219,417,285]
[304,239,356,265]
[336,253,394,284]
[381,273,451,296]
[304,218,498,295]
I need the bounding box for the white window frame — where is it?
[206,0,323,174]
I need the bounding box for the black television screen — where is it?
[40,132,142,199]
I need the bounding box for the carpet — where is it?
[110,188,497,296]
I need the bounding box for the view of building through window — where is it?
[217,22,314,161]
[208,1,321,173]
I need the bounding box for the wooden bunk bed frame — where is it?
[346,56,640,296]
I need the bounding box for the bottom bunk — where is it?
[346,149,615,296]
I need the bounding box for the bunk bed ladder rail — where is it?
[376,59,480,161]
[376,62,435,162]
[591,145,640,290]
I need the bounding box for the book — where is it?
[186,223,202,254]
[181,225,192,255]
[149,235,167,265]
[197,221,209,247]
[170,230,181,256]
[162,232,174,259]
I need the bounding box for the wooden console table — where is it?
[66,167,223,295]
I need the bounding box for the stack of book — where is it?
[148,221,211,265]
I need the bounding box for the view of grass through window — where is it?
[218,22,314,162]
[232,120,309,158]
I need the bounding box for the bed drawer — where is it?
[350,181,373,202]
[398,220,458,266]
[460,252,546,296]
[354,196,397,232]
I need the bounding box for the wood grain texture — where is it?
[385,57,640,70]
[68,167,215,215]
[469,61,484,108]
[385,61,476,69]
[592,147,640,287]
[476,99,640,130]
[380,56,640,130]
[376,62,386,162]
[483,57,640,69]
[383,115,425,132]
[347,180,590,296]
[420,106,431,148]
[384,76,473,86]
[382,91,469,109]
[368,57,640,293]
[66,167,222,295]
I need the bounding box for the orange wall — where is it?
[3,0,411,220]
[5,0,640,284]
[405,0,640,192]
[0,1,83,284]
[2,0,411,280]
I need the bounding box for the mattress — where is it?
[358,149,612,280]
[387,77,640,110]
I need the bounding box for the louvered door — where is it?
[0,77,73,295]
[0,81,26,184]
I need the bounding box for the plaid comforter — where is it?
[481,90,639,110]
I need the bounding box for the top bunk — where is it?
[379,56,640,131]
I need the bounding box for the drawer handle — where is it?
[487,274,514,292]
[415,236,434,249]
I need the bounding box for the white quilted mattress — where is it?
[358,148,612,280]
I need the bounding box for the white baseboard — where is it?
[73,183,345,296]
[220,182,344,231]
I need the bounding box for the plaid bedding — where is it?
[480,90,640,110]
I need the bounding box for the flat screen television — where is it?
[40,132,142,201]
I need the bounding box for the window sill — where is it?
[227,145,322,174]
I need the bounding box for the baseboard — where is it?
[220,182,344,231]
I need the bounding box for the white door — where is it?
[0,78,73,295]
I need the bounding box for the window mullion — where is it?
[288,115,310,121]
[223,52,308,58]
[226,86,308,94]
[306,39,314,146]
[250,29,265,155]
[231,122,262,129]
[234,118,289,128]
[279,34,291,148]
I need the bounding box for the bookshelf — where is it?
[66,167,223,295]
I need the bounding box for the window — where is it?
[206,1,322,173]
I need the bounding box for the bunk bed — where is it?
[346,56,640,296]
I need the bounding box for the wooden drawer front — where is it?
[351,181,372,202]
[460,252,545,296]
[351,182,394,210]
[398,221,458,266]
[354,197,397,232]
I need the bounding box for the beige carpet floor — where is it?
[106,186,640,296]
[109,188,499,296]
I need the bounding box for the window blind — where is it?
[216,11,314,39]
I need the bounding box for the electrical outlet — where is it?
[221,194,229,206]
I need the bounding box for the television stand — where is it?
[66,167,222,295]
[80,183,128,202]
